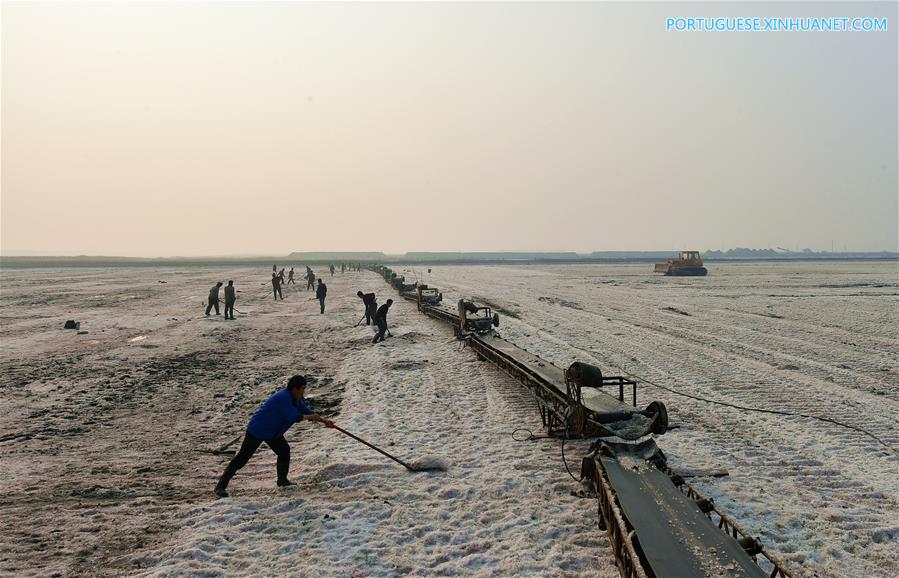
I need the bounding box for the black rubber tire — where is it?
[647,401,669,434]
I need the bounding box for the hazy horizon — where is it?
[2,2,897,257]
[2,246,895,260]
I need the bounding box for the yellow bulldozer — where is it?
[653,251,708,276]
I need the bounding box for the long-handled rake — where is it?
[332,425,447,472]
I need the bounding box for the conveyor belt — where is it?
[397,292,665,441]
[477,334,631,415]
[417,303,460,326]
[411,300,647,413]
[377,268,792,578]
[598,445,767,578]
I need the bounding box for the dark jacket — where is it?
[316,283,327,299]
[224,285,236,303]
[247,389,313,440]
[374,303,390,322]
[361,293,376,307]
[209,285,221,301]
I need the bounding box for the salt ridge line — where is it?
[371,266,794,578]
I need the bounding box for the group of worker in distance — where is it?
[269,265,330,313]
[211,264,395,497]
[204,265,393,339]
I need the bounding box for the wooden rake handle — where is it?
[332,425,415,471]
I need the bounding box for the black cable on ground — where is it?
[621,367,898,456]
[571,343,897,455]
[511,428,535,442]
[561,413,586,482]
[509,428,552,441]
[560,437,581,483]
[509,427,583,482]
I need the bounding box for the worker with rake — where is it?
[271,272,283,300]
[357,290,377,325]
[372,299,393,343]
[205,282,223,316]
[215,375,334,497]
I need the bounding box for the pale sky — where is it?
[1,1,896,257]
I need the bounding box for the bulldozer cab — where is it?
[679,251,702,265]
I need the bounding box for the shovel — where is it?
[333,425,446,472]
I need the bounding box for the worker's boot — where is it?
[276,457,294,487]
[215,466,236,497]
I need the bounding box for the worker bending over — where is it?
[215,375,334,497]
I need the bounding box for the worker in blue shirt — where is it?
[215,375,334,497]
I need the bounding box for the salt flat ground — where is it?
[0,262,895,577]
[408,261,897,577]
[0,266,615,578]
